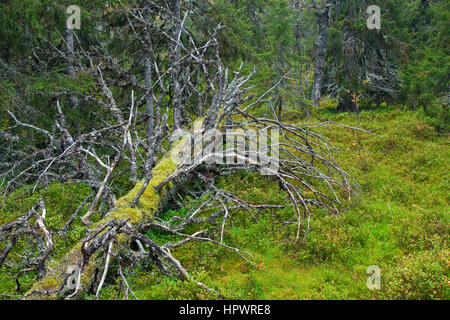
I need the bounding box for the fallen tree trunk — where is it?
[25,146,182,299]
[0,2,363,300]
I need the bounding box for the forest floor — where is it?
[1,103,448,300]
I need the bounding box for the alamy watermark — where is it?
[66,4,380,31]
[170,120,280,175]
[66,265,81,290]
[366,265,381,290]
[66,5,81,30]
[367,5,381,30]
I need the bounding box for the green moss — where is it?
[7,109,448,300]
[384,249,449,299]
[22,139,183,299]
[123,106,448,300]
[32,276,60,293]
[95,155,178,230]
[114,155,177,213]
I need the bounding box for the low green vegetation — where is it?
[0,0,448,301]
[3,103,446,300]
[126,104,449,300]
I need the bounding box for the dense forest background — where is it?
[0,0,448,300]
[1,0,448,129]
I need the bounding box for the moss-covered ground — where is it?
[0,104,448,299]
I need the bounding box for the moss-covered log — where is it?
[25,150,181,299]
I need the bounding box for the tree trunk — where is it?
[311,5,331,107]
[171,0,183,129]
[298,66,304,96]
[277,97,283,122]
[144,5,155,143]
[337,92,357,112]
[65,28,80,137]
[25,146,184,299]
[145,58,154,143]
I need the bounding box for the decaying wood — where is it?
[0,199,52,294]
[0,0,364,300]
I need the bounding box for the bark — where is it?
[311,5,331,107]
[337,92,358,112]
[304,67,309,90]
[171,0,183,129]
[298,67,304,96]
[145,58,154,142]
[65,28,80,137]
[144,6,155,142]
[277,96,283,122]
[25,145,183,299]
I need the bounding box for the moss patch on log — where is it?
[26,145,182,298]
